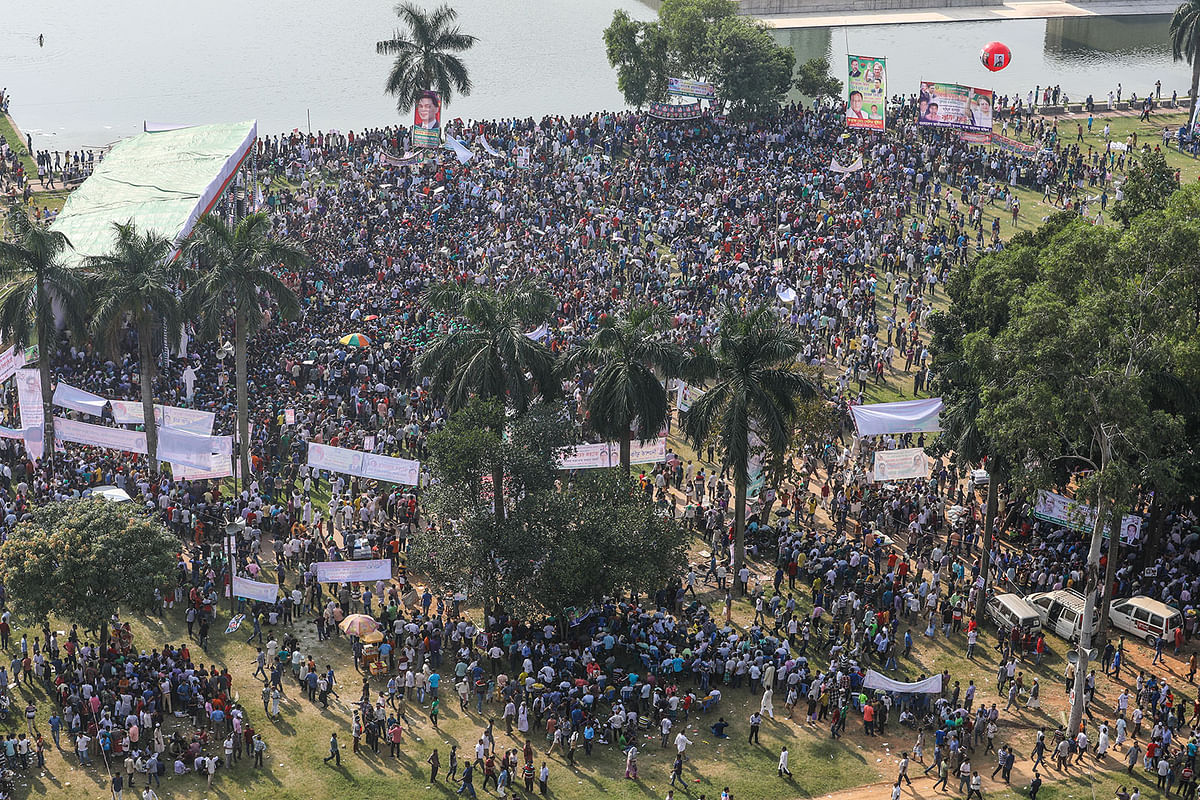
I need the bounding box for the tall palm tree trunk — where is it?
[1098,513,1122,641]
[138,326,159,469]
[235,311,251,481]
[973,460,999,621]
[733,471,747,590]
[1191,54,1200,112]
[619,427,631,477]
[36,280,54,462]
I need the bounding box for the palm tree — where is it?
[417,282,558,524]
[87,222,186,469]
[1171,0,1200,110]
[0,210,88,459]
[377,3,477,112]
[184,212,308,480]
[565,306,682,476]
[683,306,817,579]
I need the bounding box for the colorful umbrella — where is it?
[339,614,379,636]
[339,333,371,348]
[363,314,379,321]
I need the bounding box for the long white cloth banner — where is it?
[0,426,23,440]
[851,397,943,436]
[0,346,24,383]
[862,669,942,694]
[872,447,930,482]
[359,452,420,486]
[110,400,216,435]
[307,442,365,475]
[172,453,234,480]
[556,437,667,469]
[315,559,392,584]
[232,575,279,603]
[55,416,148,454]
[53,382,108,416]
[157,426,232,469]
[15,369,43,461]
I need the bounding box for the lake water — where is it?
[0,2,1190,152]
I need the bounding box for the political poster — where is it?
[315,559,393,584]
[514,147,531,169]
[648,102,703,121]
[918,81,994,133]
[172,453,234,481]
[1033,489,1144,545]
[306,442,365,476]
[15,368,43,461]
[109,401,215,435]
[0,346,24,383]
[232,576,280,604]
[157,427,232,470]
[555,437,667,469]
[846,55,886,131]
[667,77,716,99]
[412,90,442,148]
[359,452,420,486]
[872,447,929,482]
[54,417,148,454]
[675,382,706,413]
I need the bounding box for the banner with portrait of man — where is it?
[918,81,994,133]
[411,90,442,148]
[846,55,886,131]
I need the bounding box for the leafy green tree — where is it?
[604,12,670,108]
[1170,0,1200,113]
[184,212,308,479]
[708,17,796,117]
[87,222,186,469]
[793,57,843,102]
[417,282,559,524]
[683,306,817,578]
[412,400,688,620]
[1112,150,1179,226]
[0,500,178,638]
[947,210,1196,737]
[659,0,736,78]
[377,3,477,112]
[565,306,682,475]
[0,210,89,458]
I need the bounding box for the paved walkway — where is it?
[756,0,1179,29]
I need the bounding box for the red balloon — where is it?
[980,41,1011,72]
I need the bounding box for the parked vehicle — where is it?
[1026,589,1099,643]
[1108,596,1183,646]
[985,593,1043,636]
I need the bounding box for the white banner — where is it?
[54,416,148,454]
[52,382,108,417]
[307,442,365,475]
[315,559,392,584]
[0,346,24,383]
[675,383,705,413]
[15,368,43,461]
[359,452,420,486]
[157,426,232,469]
[872,447,929,482]
[851,397,943,436]
[863,669,942,694]
[110,400,216,435]
[172,453,234,481]
[0,426,23,440]
[232,575,279,604]
[556,437,667,469]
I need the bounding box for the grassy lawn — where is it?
[0,113,36,178]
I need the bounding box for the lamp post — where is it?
[225,520,243,615]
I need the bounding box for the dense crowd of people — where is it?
[0,83,1192,800]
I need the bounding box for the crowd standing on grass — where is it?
[0,82,1195,800]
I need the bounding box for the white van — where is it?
[985,593,1043,636]
[1108,597,1183,646]
[1026,589,1100,643]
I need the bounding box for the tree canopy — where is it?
[410,400,689,621]
[793,57,843,102]
[0,500,179,634]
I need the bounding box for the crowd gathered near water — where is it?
[0,82,1196,800]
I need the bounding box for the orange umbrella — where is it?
[339,614,379,637]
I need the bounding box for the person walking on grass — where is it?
[898,752,913,786]
[323,732,340,766]
[779,745,792,777]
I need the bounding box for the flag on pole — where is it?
[444,135,474,164]
[479,133,501,157]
